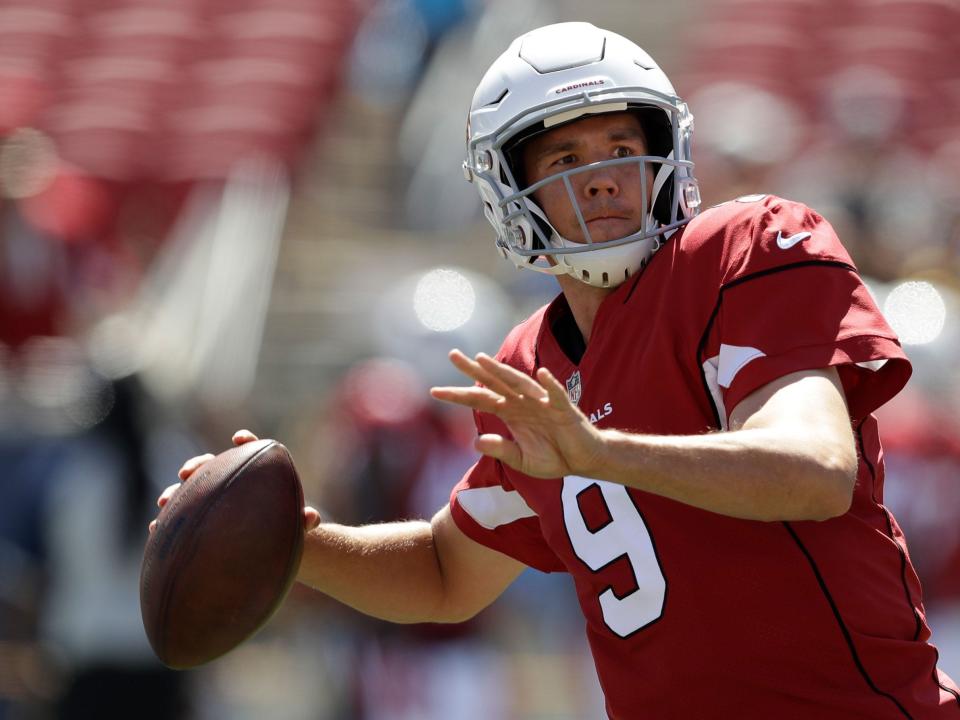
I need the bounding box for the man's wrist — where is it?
[575,427,619,481]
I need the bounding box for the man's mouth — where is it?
[586,214,630,225]
[587,211,621,219]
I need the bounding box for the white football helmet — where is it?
[464,22,701,288]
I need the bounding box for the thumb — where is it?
[303,506,321,531]
[232,429,260,445]
[475,434,523,469]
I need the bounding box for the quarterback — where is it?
[158,23,960,719]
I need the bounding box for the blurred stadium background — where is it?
[1,0,959,717]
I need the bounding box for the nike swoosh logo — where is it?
[776,230,812,249]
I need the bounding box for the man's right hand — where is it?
[148,429,321,534]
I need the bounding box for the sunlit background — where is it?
[2,0,959,718]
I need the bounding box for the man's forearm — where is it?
[296,520,448,623]
[586,426,856,522]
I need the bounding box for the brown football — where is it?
[140,439,305,669]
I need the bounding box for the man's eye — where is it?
[613,146,635,158]
[552,154,576,167]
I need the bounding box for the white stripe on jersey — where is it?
[702,343,767,430]
[457,486,537,529]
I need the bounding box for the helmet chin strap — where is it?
[530,256,570,275]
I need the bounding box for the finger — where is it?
[148,519,157,534]
[476,353,548,399]
[178,453,215,480]
[157,482,181,508]
[430,385,504,413]
[536,366,574,409]
[448,349,516,397]
[303,506,321,531]
[232,429,259,445]
[475,433,523,469]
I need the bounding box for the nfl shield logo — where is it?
[565,370,582,406]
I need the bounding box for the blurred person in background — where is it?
[39,376,191,720]
[157,22,959,719]
[311,358,507,720]
[0,359,192,719]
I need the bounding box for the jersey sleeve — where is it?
[701,197,912,425]
[449,415,565,573]
[448,458,560,573]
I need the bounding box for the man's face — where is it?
[520,111,654,244]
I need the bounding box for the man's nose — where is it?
[583,169,620,198]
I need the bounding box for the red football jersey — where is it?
[450,196,960,719]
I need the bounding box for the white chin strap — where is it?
[538,261,570,276]
[550,215,661,287]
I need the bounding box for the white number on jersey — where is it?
[562,476,666,637]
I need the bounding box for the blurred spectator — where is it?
[0,335,199,719]
[316,358,504,719]
[38,375,192,720]
[0,430,60,717]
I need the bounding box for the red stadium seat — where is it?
[856,0,958,36]
[0,69,52,132]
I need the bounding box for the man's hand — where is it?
[148,429,321,534]
[430,350,604,479]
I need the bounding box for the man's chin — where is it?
[573,218,644,244]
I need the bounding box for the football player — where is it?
[158,23,960,718]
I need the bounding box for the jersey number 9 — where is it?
[562,476,667,637]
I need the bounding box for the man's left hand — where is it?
[431,350,604,479]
